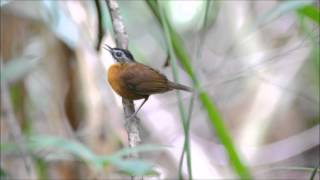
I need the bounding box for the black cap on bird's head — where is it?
[104,44,135,63]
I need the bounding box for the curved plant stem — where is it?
[155,1,251,179]
[157,3,193,179]
[1,61,36,179]
[178,95,195,179]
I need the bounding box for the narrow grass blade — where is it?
[154,1,251,178]
[297,5,320,25]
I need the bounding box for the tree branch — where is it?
[105,0,141,161]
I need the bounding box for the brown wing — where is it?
[119,63,171,95]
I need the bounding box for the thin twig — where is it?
[105,0,142,179]
[157,3,193,178]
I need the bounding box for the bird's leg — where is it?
[127,96,149,120]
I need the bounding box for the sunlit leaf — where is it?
[145,0,161,25]
[108,158,154,176]
[256,0,314,27]
[198,92,250,178]
[27,136,162,176]
[0,143,16,152]
[97,144,166,175]
[111,144,168,158]
[201,0,220,31]
[297,5,320,25]
[35,158,48,180]
[28,136,97,164]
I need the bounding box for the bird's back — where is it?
[108,63,146,100]
[108,63,191,100]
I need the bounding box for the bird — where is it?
[104,44,192,118]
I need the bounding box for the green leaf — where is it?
[35,158,49,180]
[256,0,314,27]
[297,5,320,25]
[28,136,97,164]
[198,92,250,178]
[311,46,320,72]
[145,0,161,24]
[169,25,198,85]
[157,2,194,179]
[28,136,165,176]
[310,167,319,180]
[0,143,17,152]
[97,144,167,171]
[201,0,220,31]
[101,145,163,176]
[110,144,168,158]
[0,167,9,180]
[108,158,154,176]
[4,135,163,176]
[156,1,251,178]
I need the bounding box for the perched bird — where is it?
[104,44,191,117]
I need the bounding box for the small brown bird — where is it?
[104,44,191,117]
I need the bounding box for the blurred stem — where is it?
[35,158,48,180]
[198,92,251,178]
[157,2,193,179]
[178,95,195,179]
[0,61,35,179]
[145,0,161,24]
[154,1,251,178]
[145,0,171,67]
[94,0,104,51]
[309,167,319,180]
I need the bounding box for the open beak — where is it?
[103,44,113,52]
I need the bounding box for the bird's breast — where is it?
[107,64,145,100]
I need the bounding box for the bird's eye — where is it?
[115,52,122,58]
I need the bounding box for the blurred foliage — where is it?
[297,5,320,25]
[0,167,8,180]
[1,57,39,84]
[1,0,319,179]
[309,167,319,180]
[152,1,251,178]
[256,0,314,27]
[34,158,48,180]
[1,136,166,176]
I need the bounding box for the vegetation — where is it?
[1,0,319,179]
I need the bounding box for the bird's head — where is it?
[104,44,135,63]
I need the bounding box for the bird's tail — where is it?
[168,81,192,92]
